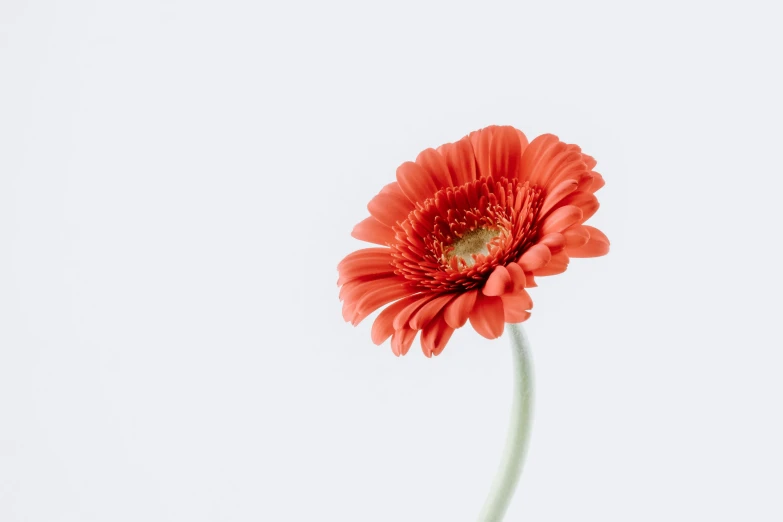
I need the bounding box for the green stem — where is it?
[476,323,535,522]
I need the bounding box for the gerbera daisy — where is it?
[338,125,608,357]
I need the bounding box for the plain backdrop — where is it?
[2,1,782,521]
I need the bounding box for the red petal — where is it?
[341,276,402,322]
[469,293,505,339]
[337,254,394,286]
[576,172,595,192]
[505,262,526,292]
[338,270,394,302]
[568,226,610,257]
[582,153,597,170]
[420,314,455,357]
[559,191,599,222]
[408,293,456,330]
[338,247,391,271]
[537,147,588,189]
[370,294,424,345]
[532,251,569,276]
[489,126,523,181]
[518,244,552,271]
[396,161,439,204]
[367,183,413,227]
[438,137,477,186]
[503,308,530,323]
[416,148,452,189]
[391,328,417,356]
[564,226,590,248]
[392,294,432,330]
[483,265,512,296]
[515,128,530,154]
[443,289,478,328]
[539,232,566,254]
[584,225,609,243]
[352,282,412,326]
[568,238,610,258]
[518,134,561,186]
[469,126,494,180]
[351,216,396,245]
[589,172,605,192]
[540,179,578,217]
[501,290,533,323]
[519,134,588,190]
[540,205,583,235]
[501,289,532,311]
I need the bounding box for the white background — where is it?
[2,1,782,520]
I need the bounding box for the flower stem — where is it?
[476,323,535,522]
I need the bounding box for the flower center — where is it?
[446,227,501,267]
[390,176,543,292]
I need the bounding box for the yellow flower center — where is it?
[447,227,501,267]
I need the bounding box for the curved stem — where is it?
[476,322,535,522]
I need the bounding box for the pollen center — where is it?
[446,227,501,267]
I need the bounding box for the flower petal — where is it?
[443,289,478,328]
[438,136,477,186]
[539,205,583,236]
[568,226,609,257]
[338,272,394,302]
[489,126,523,181]
[367,183,413,227]
[576,172,595,192]
[391,328,417,356]
[539,149,587,190]
[518,244,552,271]
[518,133,562,185]
[503,307,531,323]
[483,265,513,296]
[540,179,578,217]
[469,126,494,180]
[532,251,569,276]
[559,191,599,222]
[539,232,566,254]
[563,225,590,248]
[371,294,424,345]
[393,294,433,330]
[409,293,457,330]
[351,216,396,245]
[352,282,412,326]
[515,128,530,154]
[503,288,533,310]
[584,225,609,243]
[589,172,605,193]
[338,247,391,271]
[416,148,452,189]
[501,290,533,323]
[396,161,439,204]
[505,262,527,293]
[337,249,395,286]
[519,134,588,190]
[469,293,505,339]
[337,254,395,286]
[341,276,403,322]
[582,153,597,170]
[420,314,455,357]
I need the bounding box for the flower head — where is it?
[338,126,609,356]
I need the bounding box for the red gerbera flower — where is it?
[338,125,609,357]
